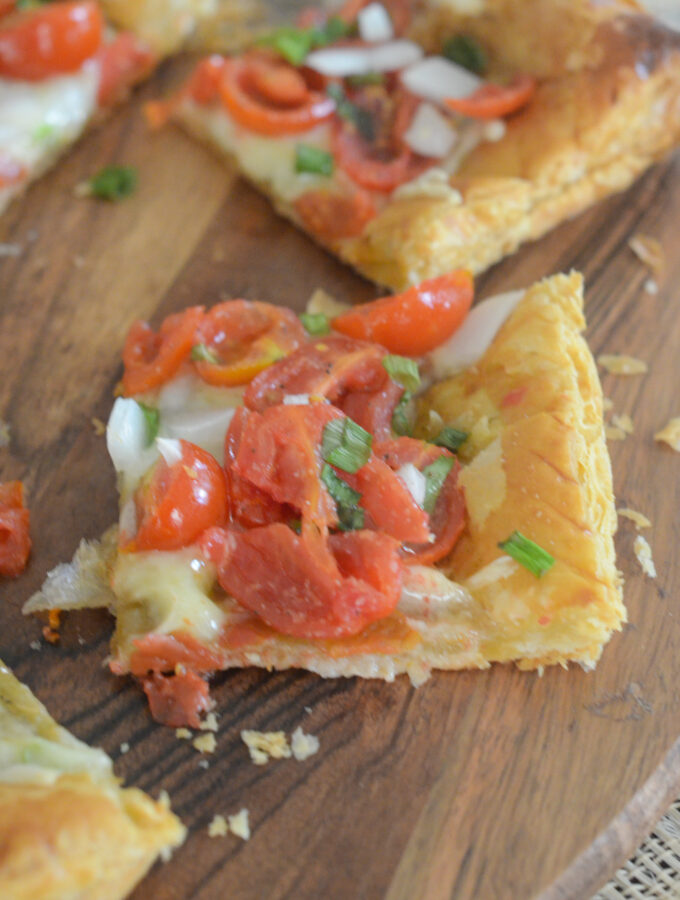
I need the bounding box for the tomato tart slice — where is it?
[26,271,624,726]
[162,0,680,289]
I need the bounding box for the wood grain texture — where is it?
[1,40,680,900]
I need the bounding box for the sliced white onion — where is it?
[283,394,311,405]
[403,102,458,158]
[106,397,158,483]
[398,565,472,617]
[358,3,394,42]
[400,56,482,104]
[427,289,526,379]
[160,407,234,462]
[396,463,426,508]
[306,39,423,77]
[119,497,138,542]
[156,436,183,466]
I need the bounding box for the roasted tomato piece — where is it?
[376,437,465,565]
[201,523,402,640]
[0,481,31,577]
[230,404,343,529]
[126,440,227,552]
[122,306,204,396]
[192,299,306,387]
[97,31,156,107]
[445,74,536,120]
[0,1,103,80]
[333,271,474,356]
[244,334,403,440]
[294,188,377,242]
[127,632,224,676]
[217,54,336,135]
[141,669,212,728]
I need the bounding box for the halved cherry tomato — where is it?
[294,188,376,242]
[331,118,429,193]
[0,481,30,577]
[126,632,224,676]
[0,1,103,81]
[0,2,15,20]
[333,270,474,356]
[192,300,306,387]
[127,440,227,552]
[376,437,465,565]
[186,54,227,105]
[445,74,536,120]
[97,31,155,107]
[218,55,336,136]
[201,523,402,640]
[249,56,309,107]
[122,306,204,396]
[141,669,212,728]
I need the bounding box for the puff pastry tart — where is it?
[166,0,680,289]
[25,270,624,725]
[0,659,185,900]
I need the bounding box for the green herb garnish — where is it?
[382,355,421,392]
[259,17,353,66]
[136,401,160,446]
[443,34,487,75]
[322,417,372,473]
[391,391,413,437]
[299,312,331,336]
[498,531,555,578]
[422,455,455,514]
[321,464,365,531]
[87,165,137,201]
[327,83,375,142]
[295,144,334,176]
[191,343,220,364]
[433,426,468,453]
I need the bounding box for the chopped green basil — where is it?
[326,84,375,142]
[191,343,220,364]
[259,17,353,66]
[295,144,334,176]
[300,312,331,336]
[322,417,372,473]
[87,165,137,201]
[422,455,455,514]
[433,426,468,453]
[382,355,421,392]
[321,464,365,531]
[498,531,555,578]
[442,34,487,75]
[391,391,413,437]
[136,401,160,446]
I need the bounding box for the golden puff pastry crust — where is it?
[0,659,185,900]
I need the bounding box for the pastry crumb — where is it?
[29,639,41,651]
[306,287,349,318]
[241,730,291,765]
[228,809,251,841]
[602,397,613,412]
[654,417,680,451]
[618,508,651,530]
[629,233,664,275]
[0,242,22,257]
[193,733,217,754]
[291,726,320,761]
[91,417,106,436]
[176,727,192,740]
[598,354,648,375]
[198,759,210,770]
[605,425,627,442]
[199,712,219,732]
[644,278,659,295]
[119,742,130,754]
[611,413,634,434]
[158,789,171,809]
[633,535,656,578]
[208,814,229,838]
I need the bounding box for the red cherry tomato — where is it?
[97,31,155,107]
[127,440,227,552]
[122,306,204,396]
[333,270,474,356]
[294,188,376,242]
[192,300,306,387]
[331,118,430,193]
[445,74,536,120]
[0,1,103,81]
[141,669,212,728]
[0,481,31,577]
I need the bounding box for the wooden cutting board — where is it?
[1,54,680,900]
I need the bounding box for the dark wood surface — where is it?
[1,52,680,900]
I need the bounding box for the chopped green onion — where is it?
[191,343,220,364]
[498,531,555,578]
[346,72,386,88]
[433,426,468,453]
[33,122,55,143]
[391,391,413,437]
[136,401,160,446]
[327,84,375,142]
[311,16,353,46]
[300,312,331,336]
[443,34,487,75]
[295,144,334,176]
[258,17,353,66]
[321,464,365,531]
[422,455,455,514]
[382,355,421,392]
[322,417,372,473]
[87,165,137,201]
